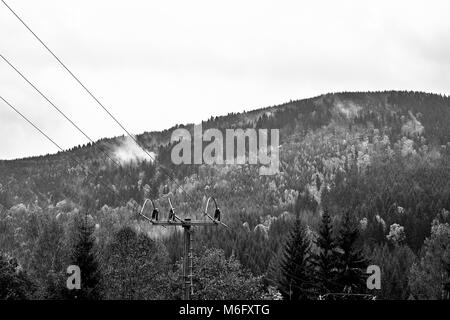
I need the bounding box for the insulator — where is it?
[214,208,221,221]
[152,208,159,221]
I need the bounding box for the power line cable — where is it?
[0,94,123,200]
[0,53,122,169]
[1,0,197,203]
[0,95,65,152]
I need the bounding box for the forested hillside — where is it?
[1,91,450,299]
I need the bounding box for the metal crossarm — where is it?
[139,196,227,300]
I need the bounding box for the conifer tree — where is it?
[278,219,316,300]
[315,210,339,293]
[68,213,102,300]
[335,210,369,294]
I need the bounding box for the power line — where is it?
[0,95,65,152]
[0,53,122,169]
[1,0,198,203]
[0,94,122,200]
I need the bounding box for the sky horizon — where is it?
[1,0,450,160]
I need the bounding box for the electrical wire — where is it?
[1,0,198,203]
[0,53,122,169]
[0,94,123,200]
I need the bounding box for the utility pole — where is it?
[139,197,227,300]
[183,221,191,299]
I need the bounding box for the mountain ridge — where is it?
[1,90,448,164]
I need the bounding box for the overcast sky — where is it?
[1,0,449,160]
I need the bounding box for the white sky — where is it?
[1,0,449,159]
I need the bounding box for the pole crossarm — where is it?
[151,221,219,227]
[138,196,228,300]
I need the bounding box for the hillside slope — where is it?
[1,90,450,275]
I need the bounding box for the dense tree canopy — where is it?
[0,91,450,300]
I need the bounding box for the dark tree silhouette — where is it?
[335,211,369,294]
[315,210,339,293]
[68,213,102,300]
[279,219,316,300]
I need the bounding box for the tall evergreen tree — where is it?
[278,219,316,300]
[335,211,369,294]
[68,213,102,300]
[315,210,339,293]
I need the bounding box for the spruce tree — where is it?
[278,219,316,300]
[335,210,369,294]
[315,210,339,293]
[69,213,102,300]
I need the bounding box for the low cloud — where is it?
[113,135,155,165]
